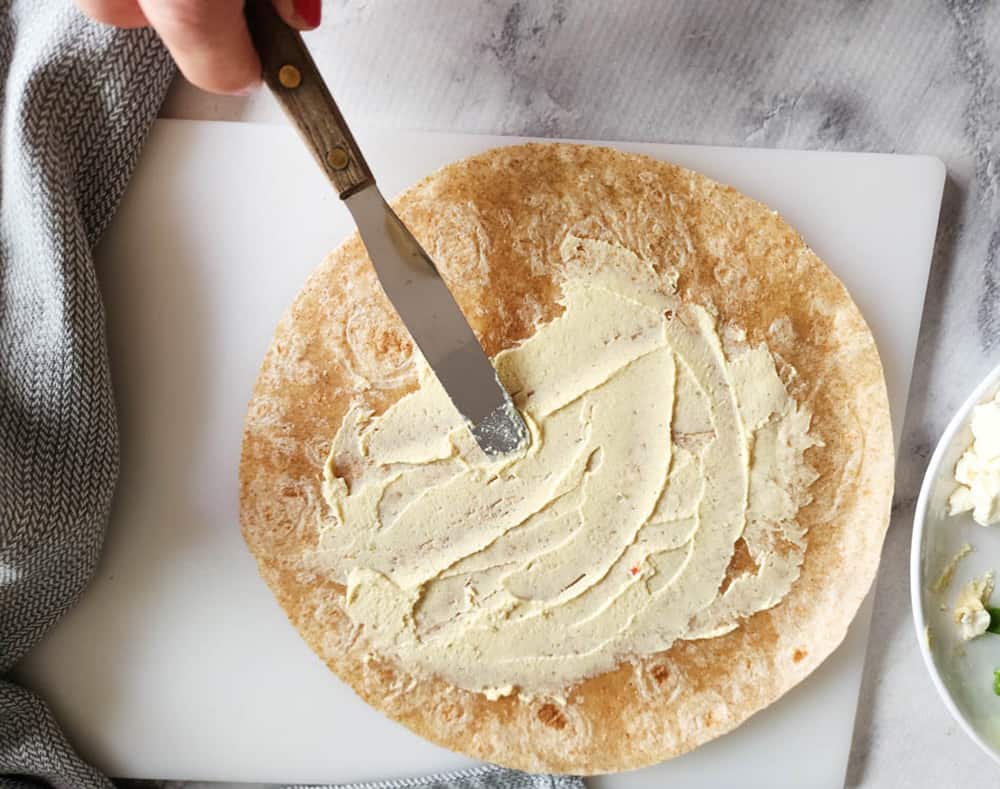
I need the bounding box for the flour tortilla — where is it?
[239,143,893,773]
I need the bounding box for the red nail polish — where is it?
[293,0,322,28]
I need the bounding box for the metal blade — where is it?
[345,185,528,455]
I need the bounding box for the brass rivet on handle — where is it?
[278,64,301,89]
[327,146,349,170]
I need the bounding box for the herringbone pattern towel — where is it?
[0,2,173,786]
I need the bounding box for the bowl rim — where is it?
[911,361,1000,766]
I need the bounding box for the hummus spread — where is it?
[316,236,819,699]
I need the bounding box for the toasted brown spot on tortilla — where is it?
[538,703,568,730]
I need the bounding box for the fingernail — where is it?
[293,0,322,28]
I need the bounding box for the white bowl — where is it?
[912,362,1000,763]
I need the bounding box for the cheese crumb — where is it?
[953,572,994,641]
[949,392,1000,525]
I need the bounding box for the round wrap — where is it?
[239,143,893,773]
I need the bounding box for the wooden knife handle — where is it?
[245,0,374,199]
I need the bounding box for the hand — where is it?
[75,0,322,95]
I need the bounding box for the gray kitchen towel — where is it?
[0,1,174,787]
[0,4,583,789]
[289,765,583,789]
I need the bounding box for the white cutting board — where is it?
[15,120,944,788]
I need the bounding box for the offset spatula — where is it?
[245,1,527,456]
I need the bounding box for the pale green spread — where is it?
[316,236,818,700]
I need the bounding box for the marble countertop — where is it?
[155,1,1000,786]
